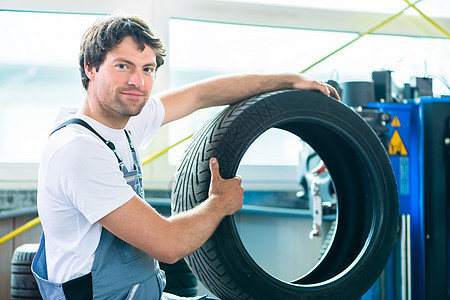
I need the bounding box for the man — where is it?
[32,13,339,300]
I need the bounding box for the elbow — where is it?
[153,243,184,264]
[146,219,191,264]
[156,250,183,264]
[159,255,181,265]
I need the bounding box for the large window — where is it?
[0,11,102,162]
[0,0,449,188]
[226,0,449,17]
[167,18,450,173]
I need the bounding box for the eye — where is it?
[143,67,155,74]
[115,63,129,70]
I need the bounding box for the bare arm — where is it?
[98,158,243,264]
[157,73,340,125]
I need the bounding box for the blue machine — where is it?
[368,97,450,300]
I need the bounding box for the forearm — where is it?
[181,73,302,108]
[163,197,226,262]
[158,72,337,125]
[100,159,242,264]
[157,158,243,263]
[99,195,229,264]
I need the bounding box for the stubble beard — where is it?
[112,87,149,118]
[115,94,147,117]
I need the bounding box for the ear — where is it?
[84,62,96,81]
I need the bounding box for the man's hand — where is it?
[291,74,341,100]
[98,157,243,264]
[208,157,244,216]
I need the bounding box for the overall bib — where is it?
[32,118,190,299]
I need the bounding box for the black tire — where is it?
[160,259,199,297]
[11,244,42,299]
[10,244,199,299]
[171,89,399,299]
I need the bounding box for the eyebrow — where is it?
[113,58,157,68]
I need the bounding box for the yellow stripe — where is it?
[0,134,195,244]
[141,133,194,165]
[301,0,422,73]
[403,0,450,38]
[0,217,41,245]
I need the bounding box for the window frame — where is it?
[1,0,449,189]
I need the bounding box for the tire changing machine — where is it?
[342,72,450,299]
[367,96,450,300]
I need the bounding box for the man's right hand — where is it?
[99,157,244,264]
[208,157,244,216]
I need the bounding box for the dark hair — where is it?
[79,13,166,90]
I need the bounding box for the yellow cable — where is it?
[141,133,194,166]
[1,0,435,246]
[0,216,41,245]
[0,134,194,244]
[1,0,432,247]
[301,0,422,73]
[403,0,450,38]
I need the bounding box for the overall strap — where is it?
[124,129,140,166]
[50,118,124,168]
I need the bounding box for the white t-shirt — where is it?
[37,97,165,283]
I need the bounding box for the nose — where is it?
[128,70,145,87]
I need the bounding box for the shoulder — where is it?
[44,127,118,176]
[40,126,135,223]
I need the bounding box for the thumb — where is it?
[209,157,222,182]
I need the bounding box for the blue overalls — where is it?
[32,118,207,300]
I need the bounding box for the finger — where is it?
[310,80,330,97]
[234,175,243,182]
[315,81,341,101]
[209,157,222,181]
[327,84,341,100]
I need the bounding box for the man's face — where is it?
[86,36,157,119]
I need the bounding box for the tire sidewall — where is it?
[173,89,398,299]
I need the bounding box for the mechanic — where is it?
[31,13,339,300]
